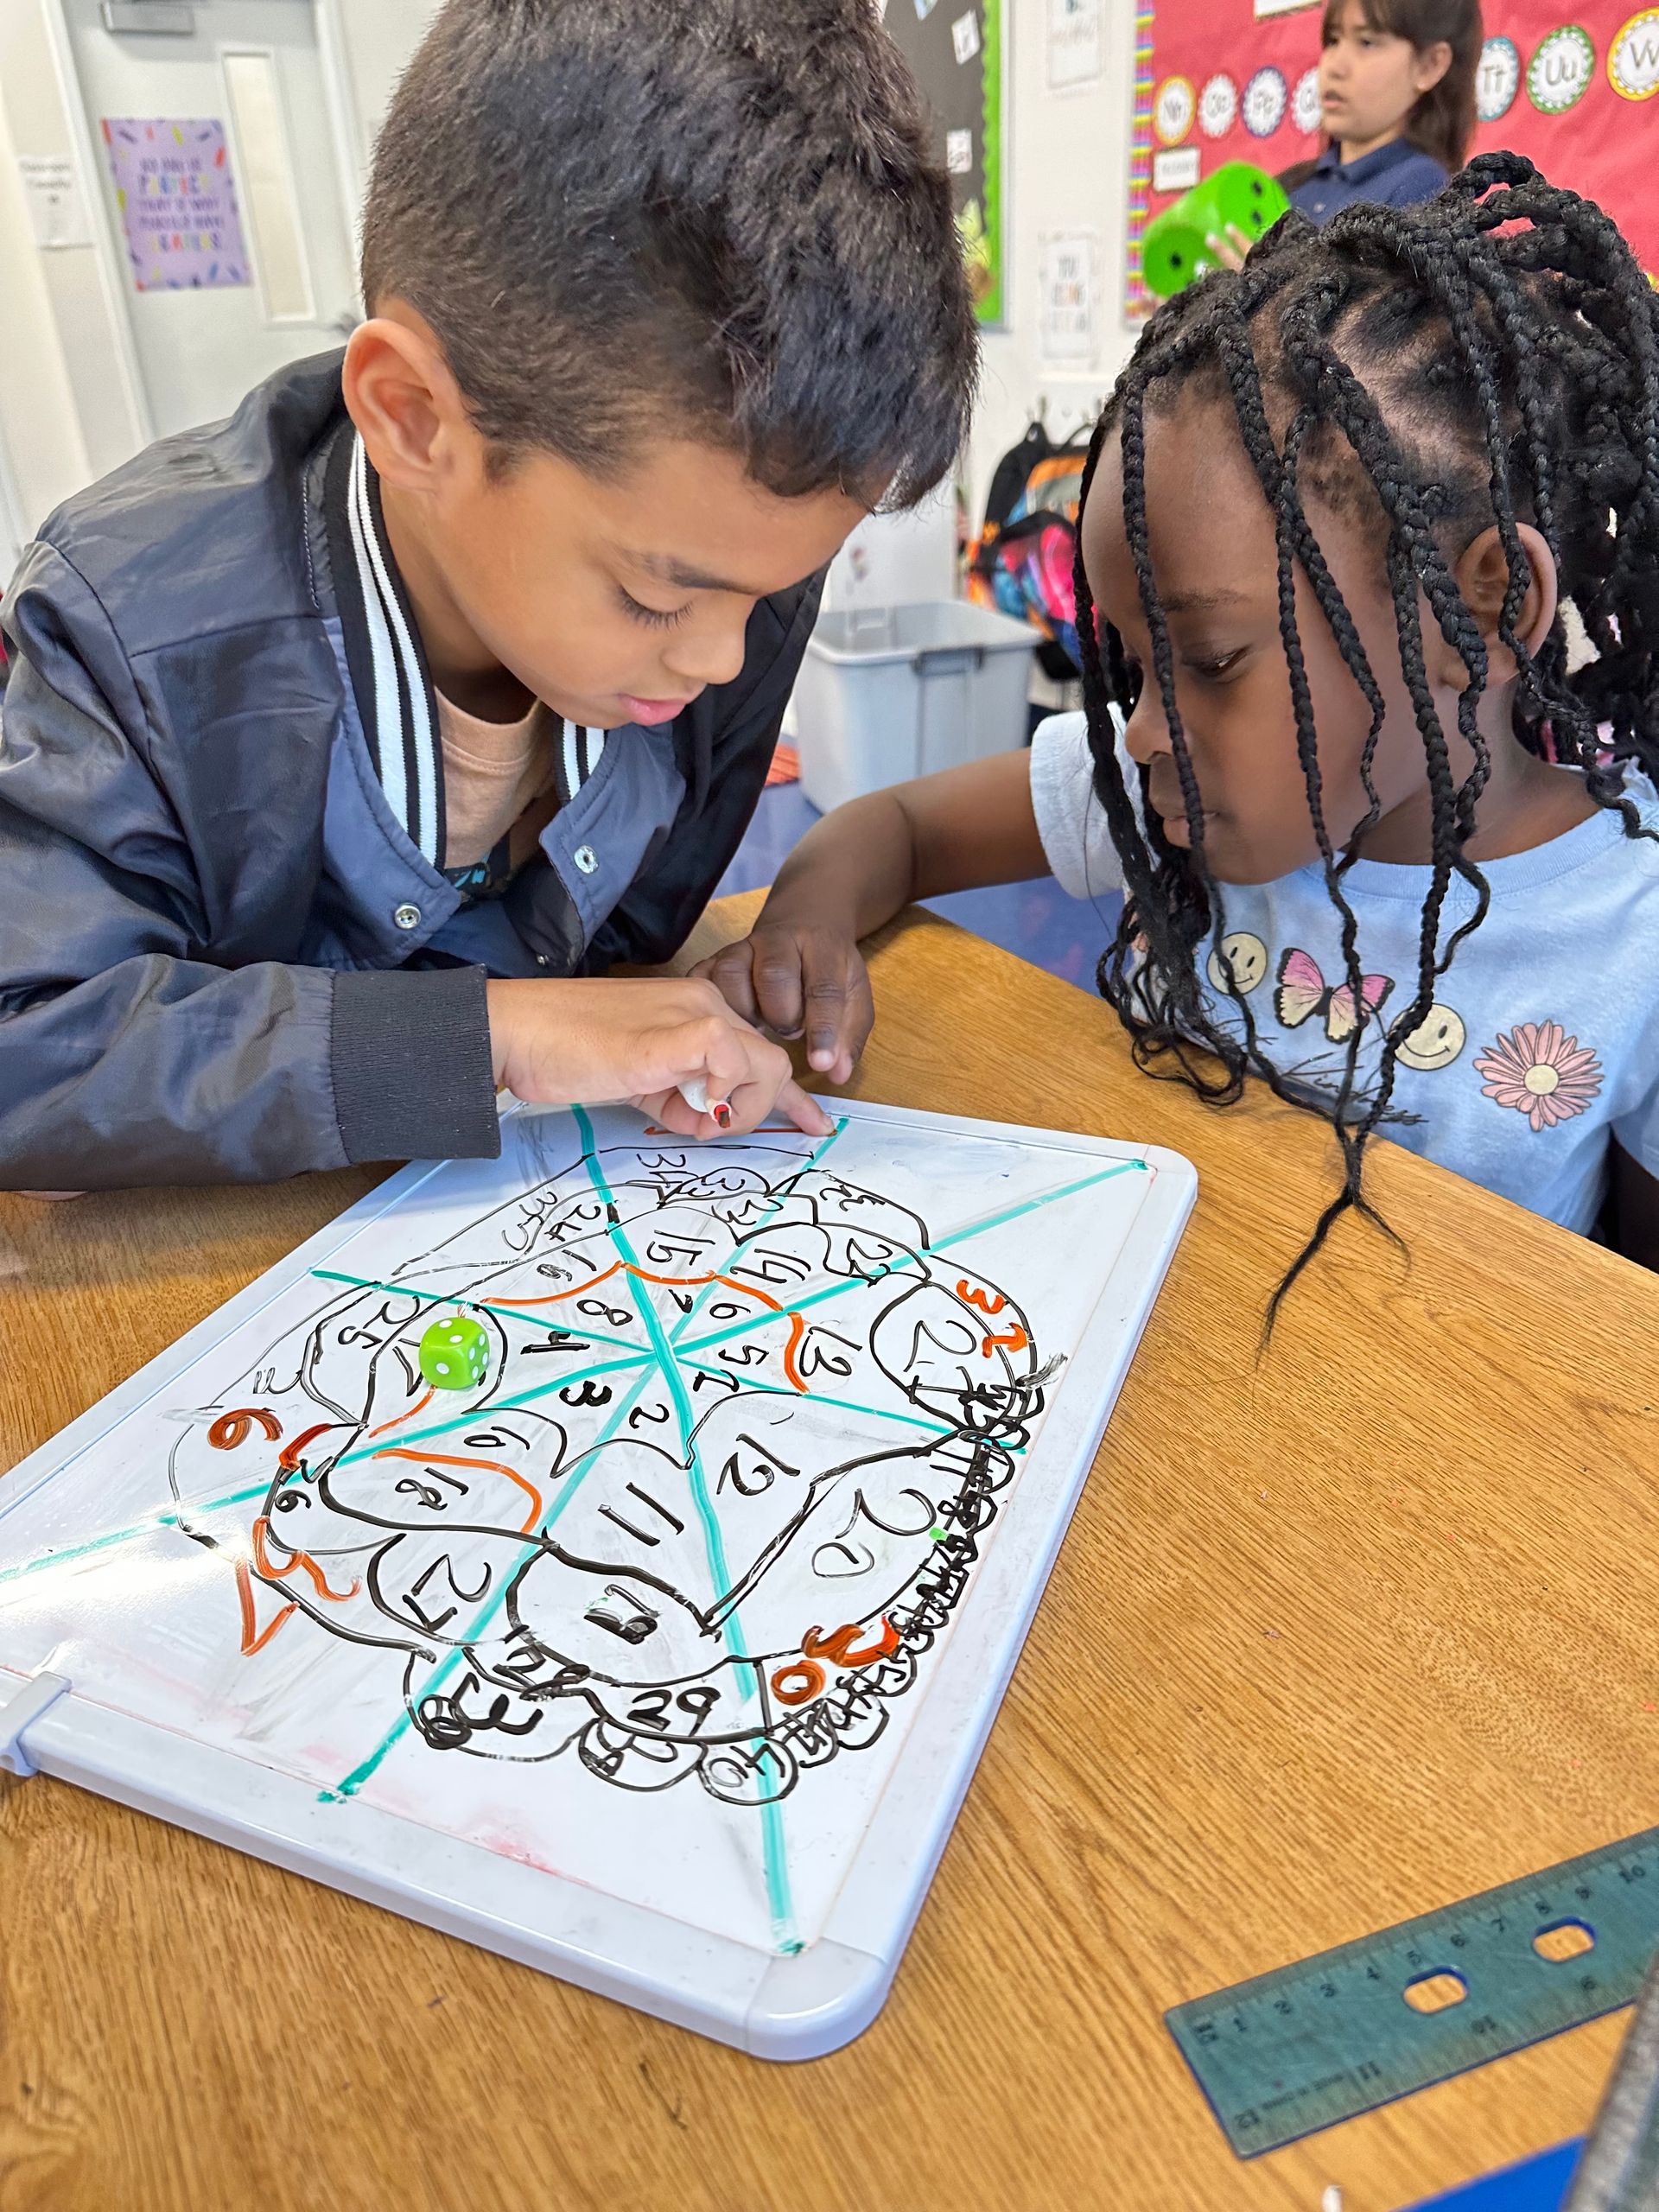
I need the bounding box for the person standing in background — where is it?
[1288,0,1480,216]
[1209,0,1480,264]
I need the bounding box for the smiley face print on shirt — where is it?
[1396,1004,1468,1072]
[1205,931,1270,996]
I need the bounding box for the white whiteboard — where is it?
[0,1098,1194,2057]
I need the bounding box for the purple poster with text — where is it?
[101,118,249,292]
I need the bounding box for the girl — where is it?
[703,160,1659,1304]
[1209,0,1480,270]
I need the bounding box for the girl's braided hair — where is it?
[1074,156,1659,1317]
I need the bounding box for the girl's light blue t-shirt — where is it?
[1029,711,1659,1236]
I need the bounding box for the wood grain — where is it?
[3,893,1656,2212]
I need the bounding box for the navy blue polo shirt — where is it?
[1288,136,1448,225]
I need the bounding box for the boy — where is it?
[0,0,976,1187]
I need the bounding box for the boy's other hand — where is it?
[693,923,873,1088]
[486,976,833,1140]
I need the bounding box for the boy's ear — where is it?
[1444,521,1560,677]
[341,305,473,492]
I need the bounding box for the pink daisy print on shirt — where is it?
[1474,1022,1605,1133]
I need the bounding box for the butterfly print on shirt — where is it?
[1274,947,1394,1045]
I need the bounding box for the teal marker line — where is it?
[664,1116,849,1354]
[329,1357,659,1802]
[657,1119,903,1413]
[333,1118,1109,1834]
[311,1267,651,1363]
[329,1344,658,1469]
[930,1159,1147,1250]
[329,1123,853,1809]
[677,1368,953,1437]
[0,1168,459,1548]
[576,1118,737,1605]
[677,1267,918,1358]
[572,1109,798,1948]
[0,1476,271,1588]
[677,1160,1145,1362]
[332,1121,862,1471]
[339,1112,1106,1953]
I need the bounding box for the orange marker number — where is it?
[770,1661,825,1707]
[207,1407,283,1451]
[980,1323,1029,1357]
[803,1618,901,1669]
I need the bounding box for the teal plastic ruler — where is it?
[1167,1827,1659,2158]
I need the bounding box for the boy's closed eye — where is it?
[609,536,853,652]
[616,585,692,632]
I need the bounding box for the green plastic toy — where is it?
[1141,162,1291,300]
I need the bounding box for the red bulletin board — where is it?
[1127,1,1659,316]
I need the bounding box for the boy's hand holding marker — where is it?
[486,977,831,1141]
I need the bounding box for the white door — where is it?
[0,433,24,573]
[61,0,359,438]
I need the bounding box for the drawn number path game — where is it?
[0,1100,1194,2056]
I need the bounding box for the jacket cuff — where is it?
[329,965,500,1162]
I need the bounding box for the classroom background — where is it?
[3,0,1654,1004]
[0,0,1653,984]
[4,9,1659,2210]
[3,0,1656,562]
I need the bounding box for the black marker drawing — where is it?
[162,1130,1061,1808]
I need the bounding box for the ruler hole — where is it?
[1402,1969,1468,2015]
[1533,1918,1596,1964]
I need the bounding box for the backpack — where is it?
[967,419,1091,679]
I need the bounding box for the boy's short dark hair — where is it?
[360,0,978,509]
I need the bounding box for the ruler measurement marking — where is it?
[1168,1829,1659,2156]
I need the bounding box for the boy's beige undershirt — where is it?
[435,690,561,873]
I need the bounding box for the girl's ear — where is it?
[1413,38,1453,93]
[1451,521,1560,671]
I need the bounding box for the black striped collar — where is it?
[552,715,609,809]
[321,429,609,865]
[321,426,444,864]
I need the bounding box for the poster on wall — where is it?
[101,117,249,294]
[880,1,1004,322]
[1049,0,1106,91]
[1127,3,1659,318]
[16,156,92,251]
[1039,230,1102,359]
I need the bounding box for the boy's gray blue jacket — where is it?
[0,354,822,1188]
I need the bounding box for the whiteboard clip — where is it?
[0,1670,73,1778]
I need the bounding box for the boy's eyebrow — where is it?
[634,550,752,594]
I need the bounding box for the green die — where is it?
[418,1314,490,1391]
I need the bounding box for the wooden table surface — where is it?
[3,892,1657,2212]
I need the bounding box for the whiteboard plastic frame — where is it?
[0,1098,1196,2060]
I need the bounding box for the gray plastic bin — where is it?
[793,601,1037,814]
